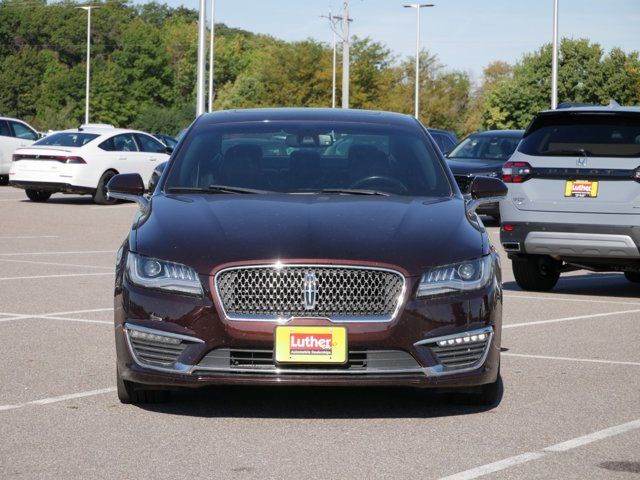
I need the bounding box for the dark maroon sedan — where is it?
[108,108,507,405]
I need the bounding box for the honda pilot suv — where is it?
[500,105,640,291]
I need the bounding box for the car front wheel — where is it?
[25,189,52,202]
[625,272,640,283]
[117,368,169,404]
[512,255,560,291]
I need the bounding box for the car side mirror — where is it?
[470,176,508,200]
[466,176,507,216]
[107,173,149,210]
[443,150,451,158]
[164,146,173,155]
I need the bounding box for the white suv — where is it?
[9,125,169,204]
[0,117,40,184]
[500,105,640,290]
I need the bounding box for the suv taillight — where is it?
[12,153,28,161]
[502,161,532,183]
[12,154,86,164]
[62,156,86,164]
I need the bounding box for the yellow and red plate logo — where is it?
[274,326,347,364]
[565,180,599,198]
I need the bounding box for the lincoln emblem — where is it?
[302,271,318,310]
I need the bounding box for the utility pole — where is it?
[551,0,559,109]
[320,11,341,108]
[196,0,207,116]
[208,0,215,112]
[341,1,350,109]
[404,4,434,120]
[77,6,99,125]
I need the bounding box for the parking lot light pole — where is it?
[207,0,215,112]
[78,6,98,125]
[321,10,341,108]
[404,4,434,120]
[341,1,351,109]
[196,0,207,116]
[551,0,559,109]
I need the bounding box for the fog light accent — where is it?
[128,328,181,345]
[433,329,491,347]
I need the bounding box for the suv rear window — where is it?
[519,113,640,158]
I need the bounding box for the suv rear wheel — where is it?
[25,189,52,202]
[625,272,640,283]
[512,255,560,291]
[93,170,118,205]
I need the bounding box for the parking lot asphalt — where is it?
[0,186,638,480]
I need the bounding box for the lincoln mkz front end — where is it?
[109,108,507,405]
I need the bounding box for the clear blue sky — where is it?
[158,0,639,80]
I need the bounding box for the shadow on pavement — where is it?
[503,273,638,299]
[138,382,504,419]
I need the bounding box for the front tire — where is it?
[25,189,52,202]
[93,170,118,205]
[117,368,169,404]
[512,255,560,291]
[625,272,640,283]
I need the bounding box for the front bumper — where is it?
[115,256,503,390]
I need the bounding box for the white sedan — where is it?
[9,125,170,204]
[0,116,40,184]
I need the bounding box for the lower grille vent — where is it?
[429,335,490,369]
[130,337,187,365]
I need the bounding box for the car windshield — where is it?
[519,113,640,158]
[164,121,452,196]
[448,134,521,161]
[35,132,99,147]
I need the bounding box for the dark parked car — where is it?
[108,108,507,406]
[427,127,459,155]
[153,134,178,149]
[447,130,524,219]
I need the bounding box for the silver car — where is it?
[499,104,640,291]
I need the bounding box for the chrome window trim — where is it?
[414,326,494,377]
[213,263,407,323]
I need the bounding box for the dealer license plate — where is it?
[274,326,347,364]
[565,180,599,198]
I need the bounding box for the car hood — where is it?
[446,158,504,176]
[134,194,483,277]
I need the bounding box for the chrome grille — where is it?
[215,265,405,321]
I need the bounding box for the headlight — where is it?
[417,255,493,297]
[127,252,203,295]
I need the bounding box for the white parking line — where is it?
[504,293,640,307]
[33,315,111,325]
[503,308,640,329]
[0,258,112,270]
[439,418,640,480]
[0,307,113,323]
[0,388,116,412]
[90,204,136,210]
[0,272,112,281]
[0,250,113,256]
[503,353,640,366]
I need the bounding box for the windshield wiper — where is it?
[167,185,271,194]
[543,148,591,157]
[312,188,391,196]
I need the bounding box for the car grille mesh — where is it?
[215,265,404,319]
[429,337,490,369]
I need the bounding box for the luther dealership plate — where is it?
[565,180,599,198]
[274,326,347,364]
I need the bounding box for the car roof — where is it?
[470,129,525,137]
[198,108,419,128]
[0,116,30,123]
[56,127,147,136]
[537,105,640,115]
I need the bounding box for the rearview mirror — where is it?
[107,173,148,209]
